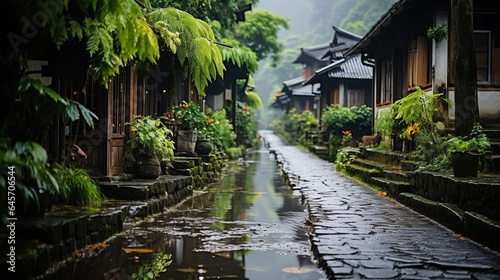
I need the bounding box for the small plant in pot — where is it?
[447,124,490,177]
[174,101,207,153]
[126,115,175,179]
[195,118,215,155]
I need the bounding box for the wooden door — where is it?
[107,70,129,175]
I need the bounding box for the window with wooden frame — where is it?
[475,30,491,84]
[379,57,392,105]
[408,36,431,90]
[449,30,495,86]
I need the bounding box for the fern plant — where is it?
[218,39,259,75]
[146,7,225,96]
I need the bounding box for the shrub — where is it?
[175,101,207,131]
[321,105,372,139]
[126,115,175,159]
[207,109,237,152]
[270,108,317,146]
[53,164,102,207]
[335,147,360,172]
[391,86,452,169]
[321,104,372,159]
[235,102,258,148]
[0,139,59,226]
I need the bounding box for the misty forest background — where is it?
[253,0,397,104]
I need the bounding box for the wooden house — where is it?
[273,27,371,119]
[33,46,199,176]
[345,0,500,131]
[304,27,372,122]
[272,43,330,117]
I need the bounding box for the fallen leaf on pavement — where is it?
[122,248,153,254]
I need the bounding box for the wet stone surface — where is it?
[260,130,500,279]
[43,142,327,279]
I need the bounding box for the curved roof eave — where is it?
[345,0,408,57]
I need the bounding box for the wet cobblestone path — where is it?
[124,141,327,279]
[260,130,500,280]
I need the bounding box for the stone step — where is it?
[309,145,328,154]
[492,155,500,172]
[382,169,408,182]
[401,160,421,171]
[484,129,500,139]
[99,175,192,200]
[362,148,415,166]
[344,163,382,183]
[397,193,464,234]
[371,177,411,197]
[351,158,390,172]
[490,142,500,154]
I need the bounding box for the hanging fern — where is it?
[146,7,225,96]
[218,38,258,75]
[37,0,160,86]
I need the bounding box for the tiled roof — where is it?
[292,43,330,64]
[283,76,320,96]
[283,76,305,87]
[304,54,372,84]
[328,54,372,79]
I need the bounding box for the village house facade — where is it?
[273,27,373,122]
[30,49,201,176]
[304,27,372,118]
[346,0,500,131]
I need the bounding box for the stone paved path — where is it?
[259,130,500,280]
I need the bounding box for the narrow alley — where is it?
[260,130,500,279]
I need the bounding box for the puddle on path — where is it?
[48,148,326,280]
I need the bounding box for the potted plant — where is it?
[447,124,490,177]
[195,118,214,155]
[126,115,174,179]
[174,101,207,153]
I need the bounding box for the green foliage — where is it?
[321,105,371,160]
[218,38,259,75]
[335,147,360,172]
[146,8,225,95]
[235,10,290,66]
[126,116,175,159]
[46,0,160,86]
[151,0,253,35]
[132,252,172,280]
[245,91,264,109]
[2,76,97,144]
[174,101,208,131]
[270,108,317,147]
[0,139,58,227]
[52,164,102,207]
[391,86,451,140]
[447,124,490,154]
[234,103,259,148]
[321,105,372,139]
[226,146,244,160]
[427,22,448,42]
[374,110,395,137]
[206,110,236,152]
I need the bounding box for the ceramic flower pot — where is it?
[177,130,198,153]
[195,140,213,155]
